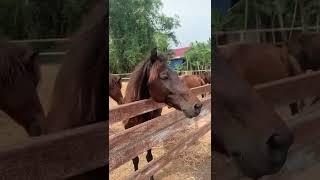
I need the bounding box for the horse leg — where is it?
[132,156,139,171]
[146,149,154,180]
[289,102,299,115]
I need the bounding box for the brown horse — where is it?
[286,32,320,71]
[0,40,45,136]
[109,73,123,104]
[45,0,107,179]
[199,71,211,84]
[214,49,293,179]
[218,42,303,115]
[180,74,206,98]
[124,48,202,180]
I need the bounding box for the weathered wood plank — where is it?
[254,70,320,105]
[110,97,211,150]
[0,122,107,180]
[109,99,211,171]
[109,84,211,125]
[128,121,211,180]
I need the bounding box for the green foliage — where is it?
[0,0,93,39]
[216,0,320,30]
[109,0,180,73]
[179,39,211,71]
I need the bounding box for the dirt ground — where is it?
[109,82,212,180]
[0,64,60,148]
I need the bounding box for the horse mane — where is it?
[46,0,107,132]
[124,54,165,103]
[0,39,40,88]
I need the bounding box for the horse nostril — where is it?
[267,133,293,150]
[194,103,202,111]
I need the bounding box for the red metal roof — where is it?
[171,47,190,58]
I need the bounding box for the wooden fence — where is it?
[112,70,211,81]
[214,26,320,47]
[109,84,211,179]
[0,65,320,179]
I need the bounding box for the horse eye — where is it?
[160,73,168,80]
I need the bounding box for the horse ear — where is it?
[150,48,158,63]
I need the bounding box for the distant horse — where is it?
[180,74,206,98]
[199,71,211,84]
[45,0,107,179]
[286,32,320,71]
[124,48,202,180]
[286,32,320,107]
[213,49,293,179]
[0,40,45,136]
[218,43,304,115]
[109,74,123,104]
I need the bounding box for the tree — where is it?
[0,0,93,39]
[177,39,211,71]
[109,0,180,73]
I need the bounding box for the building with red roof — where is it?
[168,47,190,70]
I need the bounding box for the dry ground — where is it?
[109,82,211,180]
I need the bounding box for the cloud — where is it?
[161,0,211,48]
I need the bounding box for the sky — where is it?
[160,0,211,48]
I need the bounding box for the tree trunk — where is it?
[272,13,276,44]
[254,0,260,43]
[299,0,306,32]
[317,1,320,32]
[289,0,298,40]
[242,0,248,42]
[275,0,287,41]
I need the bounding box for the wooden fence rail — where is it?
[254,70,320,105]
[109,83,212,179]
[129,119,211,180]
[109,98,211,171]
[0,122,106,180]
[109,84,211,125]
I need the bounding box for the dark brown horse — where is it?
[45,0,107,179]
[109,73,123,104]
[286,32,320,71]
[213,49,293,179]
[0,40,45,136]
[180,74,206,98]
[218,43,303,115]
[123,48,202,180]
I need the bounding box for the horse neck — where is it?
[45,5,107,133]
[124,62,152,103]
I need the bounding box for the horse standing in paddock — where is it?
[213,50,293,179]
[218,43,304,115]
[199,71,211,84]
[180,74,206,98]
[45,0,107,179]
[286,32,320,105]
[286,32,320,71]
[0,40,45,136]
[123,48,202,180]
[109,74,124,104]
